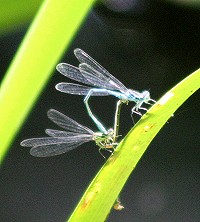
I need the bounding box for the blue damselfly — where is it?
[56,49,156,133]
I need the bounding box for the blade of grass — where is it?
[0,0,96,164]
[68,68,200,221]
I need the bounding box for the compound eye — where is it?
[142,91,150,98]
[107,128,114,134]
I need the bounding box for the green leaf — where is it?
[0,0,96,164]
[68,68,200,221]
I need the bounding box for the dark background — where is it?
[1,1,200,221]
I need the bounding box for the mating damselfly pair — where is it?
[21,49,155,157]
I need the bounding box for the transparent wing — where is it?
[79,63,120,90]
[29,139,91,157]
[20,135,93,147]
[74,48,128,93]
[56,63,120,91]
[56,83,111,96]
[45,129,80,137]
[47,109,94,134]
[56,63,91,85]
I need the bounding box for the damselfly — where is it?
[20,109,116,157]
[56,49,156,133]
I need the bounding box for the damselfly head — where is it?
[141,90,150,102]
[107,128,114,136]
[126,89,148,102]
[94,131,114,150]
